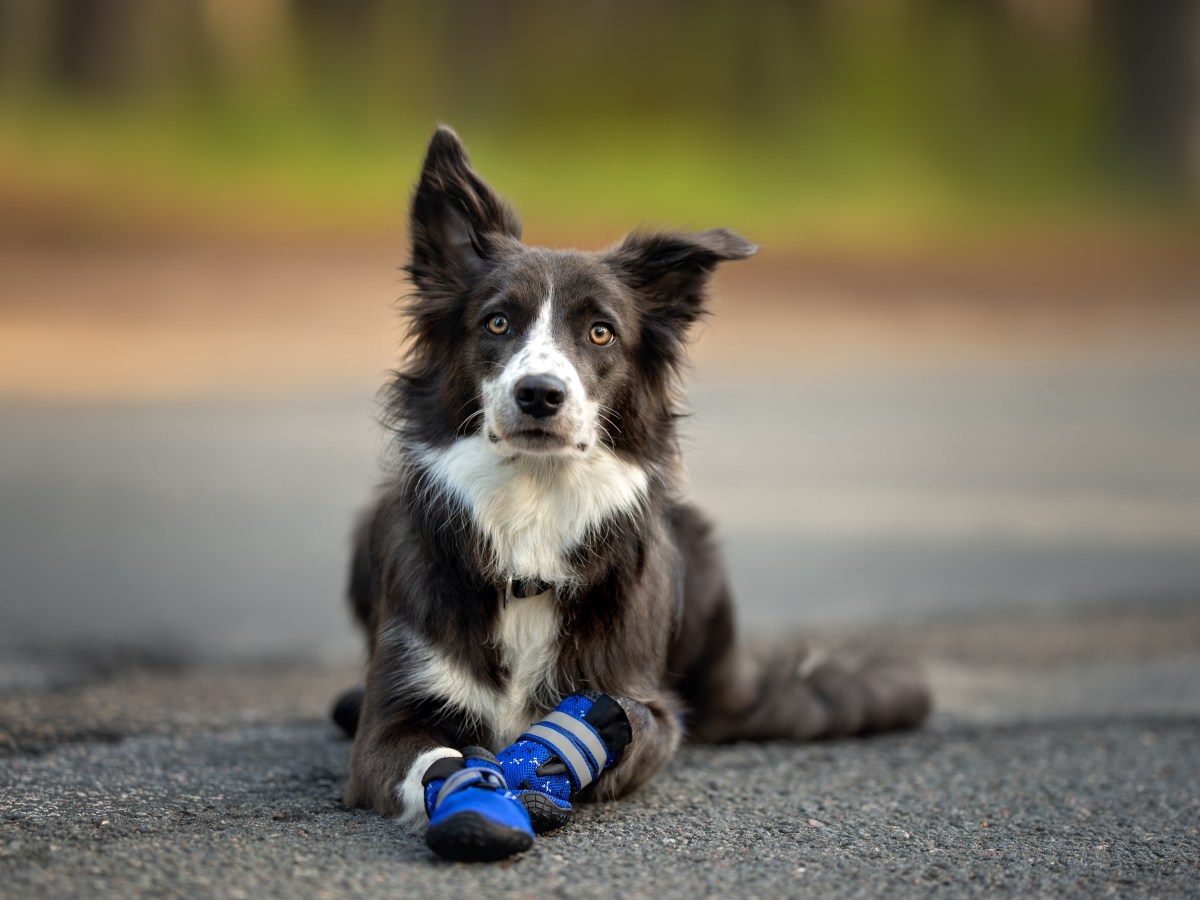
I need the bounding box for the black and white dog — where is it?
[338,126,930,860]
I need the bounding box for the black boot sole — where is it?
[425,811,533,862]
[519,792,573,833]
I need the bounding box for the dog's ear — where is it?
[407,126,522,295]
[608,228,756,374]
[608,227,756,316]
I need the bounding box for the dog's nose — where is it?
[514,375,567,419]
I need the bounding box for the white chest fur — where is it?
[398,590,562,748]
[491,590,562,745]
[415,436,649,586]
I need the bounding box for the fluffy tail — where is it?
[668,504,931,743]
[682,638,931,743]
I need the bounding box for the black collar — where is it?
[503,577,553,605]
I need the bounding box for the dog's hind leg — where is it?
[347,508,377,631]
[330,508,380,739]
[667,504,931,743]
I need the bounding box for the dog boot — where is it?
[421,748,534,862]
[497,691,632,830]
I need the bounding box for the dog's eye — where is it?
[589,323,615,346]
[485,315,510,336]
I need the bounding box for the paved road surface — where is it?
[2,606,1198,898]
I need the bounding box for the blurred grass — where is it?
[5,98,1193,251]
[1,1,1198,252]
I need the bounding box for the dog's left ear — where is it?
[407,126,523,296]
[609,227,756,313]
[607,228,757,369]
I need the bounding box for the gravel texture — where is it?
[2,609,1199,898]
[2,717,1197,898]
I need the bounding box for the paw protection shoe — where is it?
[497,692,632,831]
[422,748,534,862]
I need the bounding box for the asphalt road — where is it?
[2,605,1198,898]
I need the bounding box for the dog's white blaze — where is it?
[526,293,556,350]
[394,746,461,827]
[416,435,649,584]
[508,296,582,402]
[520,294,568,382]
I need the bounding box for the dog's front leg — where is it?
[343,686,462,823]
[343,653,498,825]
[496,689,683,815]
[592,692,684,800]
[346,682,538,861]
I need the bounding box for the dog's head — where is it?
[398,126,756,464]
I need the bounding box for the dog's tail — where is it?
[682,639,931,743]
[670,505,931,743]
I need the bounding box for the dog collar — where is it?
[503,577,553,606]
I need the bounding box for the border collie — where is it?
[336,126,930,861]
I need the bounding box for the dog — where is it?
[336,126,930,861]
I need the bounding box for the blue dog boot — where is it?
[498,692,632,831]
[422,748,534,862]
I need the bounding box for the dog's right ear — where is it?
[407,126,522,295]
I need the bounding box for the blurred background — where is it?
[1,1,1199,676]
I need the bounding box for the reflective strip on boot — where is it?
[522,723,597,791]
[541,711,608,771]
[433,766,506,810]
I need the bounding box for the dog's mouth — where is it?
[489,428,588,455]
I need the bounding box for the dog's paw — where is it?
[421,747,534,862]
[425,787,534,862]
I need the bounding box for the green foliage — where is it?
[0,0,1195,245]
